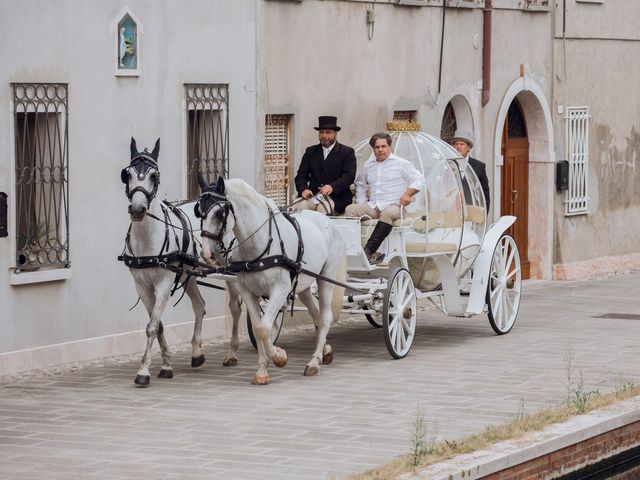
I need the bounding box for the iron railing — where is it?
[13,83,69,272]
[185,84,229,199]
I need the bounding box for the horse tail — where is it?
[331,242,347,324]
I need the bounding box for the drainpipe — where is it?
[482,0,493,106]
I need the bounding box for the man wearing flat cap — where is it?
[450,129,491,212]
[294,116,357,215]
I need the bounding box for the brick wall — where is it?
[481,421,640,479]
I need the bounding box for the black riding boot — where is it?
[363,221,393,263]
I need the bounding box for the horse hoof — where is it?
[157,368,173,379]
[272,347,288,368]
[134,374,150,387]
[191,355,205,368]
[222,357,238,367]
[322,349,334,365]
[251,373,270,385]
[303,366,319,376]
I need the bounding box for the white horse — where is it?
[120,137,243,386]
[198,177,347,385]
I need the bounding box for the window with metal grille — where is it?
[263,115,292,207]
[393,110,417,123]
[440,102,457,142]
[185,84,229,199]
[564,107,590,215]
[13,83,69,273]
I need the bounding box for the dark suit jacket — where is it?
[294,142,357,213]
[468,157,491,212]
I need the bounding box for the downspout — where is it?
[481,0,493,106]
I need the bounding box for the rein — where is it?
[198,190,305,302]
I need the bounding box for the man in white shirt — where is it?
[345,132,424,263]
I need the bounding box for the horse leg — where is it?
[223,282,242,367]
[253,286,290,369]
[135,280,173,386]
[184,277,206,368]
[239,292,271,385]
[303,280,335,376]
[135,280,173,381]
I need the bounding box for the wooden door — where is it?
[501,101,530,279]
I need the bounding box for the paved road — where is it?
[1,273,640,479]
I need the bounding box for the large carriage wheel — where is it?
[486,234,522,335]
[363,305,382,328]
[383,267,417,359]
[247,302,285,350]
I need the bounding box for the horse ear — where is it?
[216,176,225,194]
[151,138,160,160]
[194,202,201,218]
[197,172,208,192]
[130,137,138,158]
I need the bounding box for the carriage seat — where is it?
[359,206,486,255]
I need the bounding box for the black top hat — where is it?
[314,116,341,132]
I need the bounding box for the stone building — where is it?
[1,0,637,375]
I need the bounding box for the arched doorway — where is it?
[501,100,530,279]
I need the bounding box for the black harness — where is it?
[121,153,160,204]
[118,155,218,302]
[196,190,305,301]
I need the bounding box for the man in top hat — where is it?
[449,129,491,211]
[294,116,357,215]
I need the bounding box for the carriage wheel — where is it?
[383,267,417,359]
[247,304,285,350]
[363,305,382,328]
[486,234,522,335]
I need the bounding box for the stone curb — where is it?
[400,395,640,480]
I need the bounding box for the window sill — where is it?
[10,268,72,285]
[115,69,141,77]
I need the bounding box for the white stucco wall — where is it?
[552,0,640,266]
[0,1,258,365]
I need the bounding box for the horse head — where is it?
[121,137,161,221]
[195,175,235,265]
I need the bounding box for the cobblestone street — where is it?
[1,273,640,479]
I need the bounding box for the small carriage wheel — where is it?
[363,305,382,328]
[383,267,417,359]
[246,302,285,350]
[486,234,522,335]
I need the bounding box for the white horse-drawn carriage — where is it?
[330,125,521,359]
[119,126,521,386]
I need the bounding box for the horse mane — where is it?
[225,178,278,210]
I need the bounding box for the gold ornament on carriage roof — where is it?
[386,120,421,132]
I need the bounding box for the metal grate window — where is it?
[13,83,69,272]
[564,106,590,215]
[393,110,417,123]
[440,102,457,142]
[263,115,292,207]
[185,84,229,199]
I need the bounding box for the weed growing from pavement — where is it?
[409,403,435,467]
[564,347,600,414]
[348,380,640,479]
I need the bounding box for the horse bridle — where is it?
[195,191,236,256]
[121,152,160,203]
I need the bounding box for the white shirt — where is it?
[322,142,335,160]
[458,155,470,178]
[354,153,424,210]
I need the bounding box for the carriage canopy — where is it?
[353,123,487,288]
